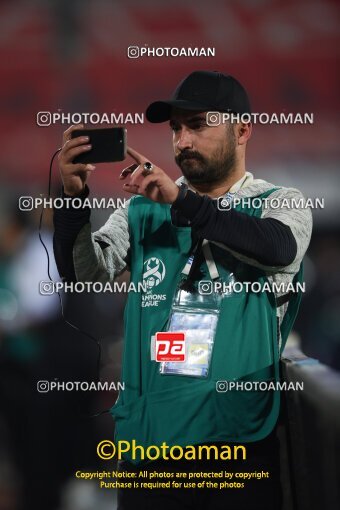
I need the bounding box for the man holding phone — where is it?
[54,71,312,510]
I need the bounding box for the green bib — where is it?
[110,189,303,463]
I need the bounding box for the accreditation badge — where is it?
[159,279,222,378]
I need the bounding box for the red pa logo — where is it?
[155,332,186,362]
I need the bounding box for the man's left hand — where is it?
[119,147,180,204]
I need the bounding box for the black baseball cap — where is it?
[146,70,251,123]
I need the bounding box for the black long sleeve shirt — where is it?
[53,187,297,282]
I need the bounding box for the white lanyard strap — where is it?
[202,240,219,280]
[181,240,219,280]
[182,254,194,276]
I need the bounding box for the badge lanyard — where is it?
[158,239,223,378]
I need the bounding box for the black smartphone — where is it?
[71,127,126,163]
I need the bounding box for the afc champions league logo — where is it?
[143,257,166,291]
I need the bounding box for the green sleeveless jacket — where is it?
[110,189,303,463]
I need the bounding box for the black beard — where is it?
[175,148,236,185]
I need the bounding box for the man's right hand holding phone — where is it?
[58,124,95,197]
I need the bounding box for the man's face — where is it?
[170,108,236,185]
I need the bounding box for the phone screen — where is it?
[71,127,126,163]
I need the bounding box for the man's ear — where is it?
[238,122,252,145]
